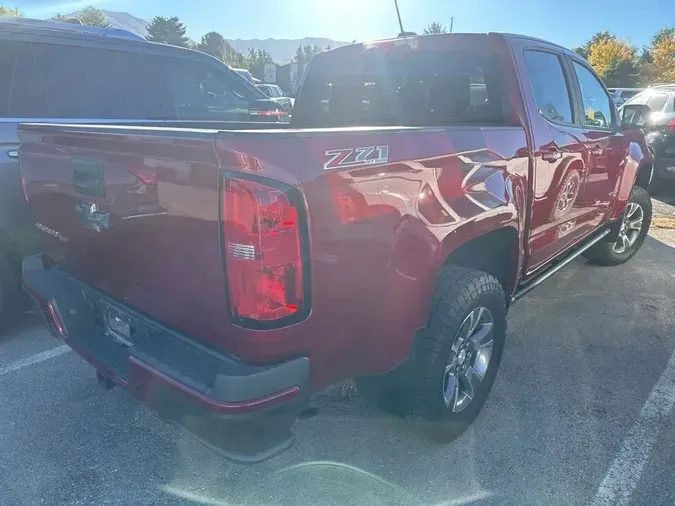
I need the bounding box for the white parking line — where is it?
[0,345,71,376]
[590,349,675,506]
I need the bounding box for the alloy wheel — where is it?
[613,202,644,254]
[442,306,494,413]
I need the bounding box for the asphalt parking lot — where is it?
[2,199,675,506]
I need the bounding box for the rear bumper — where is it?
[22,253,309,462]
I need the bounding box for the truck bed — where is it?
[19,122,527,389]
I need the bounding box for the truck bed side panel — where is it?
[216,126,528,384]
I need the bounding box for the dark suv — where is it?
[622,85,675,190]
[0,18,285,325]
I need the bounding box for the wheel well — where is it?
[635,163,653,190]
[443,227,519,293]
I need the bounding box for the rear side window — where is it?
[293,47,509,127]
[31,44,173,119]
[0,39,49,118]
[523,51,573,124]
[10,42,259,120]
[646,93,668,112]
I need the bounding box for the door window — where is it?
[572,61,614,129]
[523,51,574,124]
[162,58,252,119]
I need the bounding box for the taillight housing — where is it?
[221,173,310,328]
[668,120,675,135]
[24,284,67,338]
[249,110,290,122]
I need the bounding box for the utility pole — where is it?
[394,0,404,35]
[450,16,454,33]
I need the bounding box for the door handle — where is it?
[7,150,18,159]
[541,147,562,162]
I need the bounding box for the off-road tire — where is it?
[583,185,652,266]
[409,265,506,442]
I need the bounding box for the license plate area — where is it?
[100,302,136,348]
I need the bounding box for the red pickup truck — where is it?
[19,33,654,461]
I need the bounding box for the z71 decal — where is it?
[323,145,389,170]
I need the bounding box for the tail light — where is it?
[668,120,675,134]
[24,284,67,338]
[221,174,309,328]
[129,165,157,186]
[249,110,289,121]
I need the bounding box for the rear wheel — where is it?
[583,185,652,266]
[409,266,506,442]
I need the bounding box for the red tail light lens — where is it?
[222,175,308,327]
[24,284,67,338]
[668,120,675,134]
[129,165,157,186]
[249,110,289,121]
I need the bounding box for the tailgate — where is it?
[18,124,237,354]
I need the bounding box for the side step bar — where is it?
[512,228,611,302]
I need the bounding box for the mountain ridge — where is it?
[66,9,349,63]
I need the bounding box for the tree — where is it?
[196,31,247,67]
[197,31,227,58]
[293,44,323,66]
[423,22,447,34]
[226,48,247,68]
[574,31,613,59]
[652,27,675,47]
[648,32,675,84]
[49,13,69,22]
[146,16,190,48]
[246,48,273,68]
[0,5,23,17]
[588,37,639,87]
[77,6,109,27]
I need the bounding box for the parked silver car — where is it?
[256,83,294,112]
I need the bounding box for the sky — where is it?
[11,0,675,49]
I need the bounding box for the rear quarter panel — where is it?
[216,126,529,385]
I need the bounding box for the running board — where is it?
[512,228,611,303]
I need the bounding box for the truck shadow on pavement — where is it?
[2,236,675,506]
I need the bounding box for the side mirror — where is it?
[621,104,652,130]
